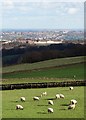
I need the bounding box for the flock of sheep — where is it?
[16,86,77,113]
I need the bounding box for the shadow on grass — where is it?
[61,104,69,106]
[37,112,47,114]
[44,98,56,100]
[10,100,19,103]
[37,105,48,106]
[59,108,66,110]
[63,89,69,91]
[11,100,29,103]
[37,95,42,97]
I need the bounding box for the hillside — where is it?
[2,56,85,74]
[1,56,85,85]
[2,43,86,66]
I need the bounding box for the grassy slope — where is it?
[2,57,85,119]
[2,56,85,84]
[3,64,85,84]
[2,86,84,118]
[2,56,85,73]
[2,63,84,79]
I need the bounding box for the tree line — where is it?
[2,43,86,66]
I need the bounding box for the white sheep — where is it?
[16,104,23,110]
[70,99,77,105]
[68,104,75,110]
[69,86,74,90]
[48,108,54,113]
[42,92,47,96]
[48,100,54,105]
[20,97,26,102]
[55,94,60,99]
[33,96,40,101]
[74,75,76,78]
[59,94,65,99]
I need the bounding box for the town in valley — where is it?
[0,29,84,50]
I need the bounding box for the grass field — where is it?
[2,56,85,74]
[2,86,84,118]
[1,56,85,119]
[0,57,85,84]
[1,78,81,85]
[2,63,84,80]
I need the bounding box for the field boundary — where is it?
[3,56,85,74]
[0,80,86,90]
[3,62,84,75]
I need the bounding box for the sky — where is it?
[0,0,85,30]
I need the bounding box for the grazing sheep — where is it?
[70,99,77,105]
[59,94,65,99]
[33,96,40,101]
[48,108,54,113]
[42,92,47,96]
[74,75,76,78]
[55,94,60,99]
[48,100,54,105]
[68,104,75,110]
[16,105,23,110]
[69,87,74,90]
[20,97,26,102]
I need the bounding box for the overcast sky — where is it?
[0,0,85,30]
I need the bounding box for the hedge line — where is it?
[0,80,86,90]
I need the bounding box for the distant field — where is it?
[2,86,84,118]
[2,63,84,79]
[2,56,85,73]
[2,56,85,84]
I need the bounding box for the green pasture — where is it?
[2,63,84,80]
[2,86,84,118]
[2,56,85,73]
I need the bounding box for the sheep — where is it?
[69,86,74,90]
[68,104,75,110]
[59,94,65,99]
[70,99,77,105]
[74,75,76,78]
[16,105,23,110]
[48,108,54,113]
[33,96,40,101]
[42,92,47,96]
[55,94,60,99]
[20,97,26,102]
[48,100,54,105]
